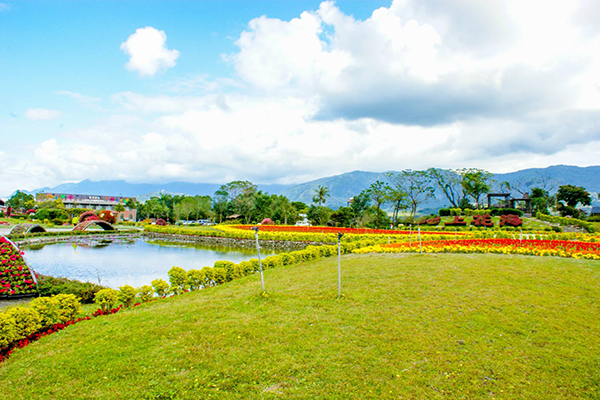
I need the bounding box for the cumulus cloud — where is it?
[121,27,180,77]
[3,1,600,196]
[25,108,61,120]
[231,0,598,126]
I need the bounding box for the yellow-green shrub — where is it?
[54,293,81,321]
[213,268,227,285]
[187,269,206,290]
[168,266,189,294]
[94,288,119,312]
[137,285,154,302]
[30,296,62,327]
[0,312,18,347]
[4,307,42,338]
[151,279,170,297]
[118,285,138,308]
[201,267,215,287]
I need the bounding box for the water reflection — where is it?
[21,237,276,289]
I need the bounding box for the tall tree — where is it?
[219,181,258,222]
[386,170,434,219]
[427,168,464,208]
[556,185,591,208]
[6,191,35,211]
[271,195,296,225]
[312,185,330,206]
[461,169,493,208]
[366,180,391,227]
[349,190,371,227]
[530,187,552,215]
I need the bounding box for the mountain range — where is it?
[15,164,600,211]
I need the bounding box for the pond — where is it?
[21,237,277,289]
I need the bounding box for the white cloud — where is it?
[120,27,180,77]
[25,108,61,120]
[230,0,599,126]
[3,1,600,196]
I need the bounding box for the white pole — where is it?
[338,232,344,298]
[252,227,265,292]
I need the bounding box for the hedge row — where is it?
[0,294,81,348]
[536,212,596,233]
[438,208,524,217]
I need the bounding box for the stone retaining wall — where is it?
[143,231,317,250]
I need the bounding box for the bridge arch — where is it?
[9,223,47,235]
[72,220,116,232]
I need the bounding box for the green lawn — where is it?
[1,253,599,399]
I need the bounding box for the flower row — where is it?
[353,238,600,260]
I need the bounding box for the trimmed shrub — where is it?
[54,293,81,321]
[280,253,296,266]
[138,285,154,302]
[201,267,215,287]
[151,279,170,297]
[187,269,205,290]
[214,261,236,282]
[0,313,17,348]
[30,296,62,328]
[168,266,189,294]
[489,208,524,217]
[94,288,119,312]
[4,306,41,339]
[213,268,227,285]
[118,285,138,308]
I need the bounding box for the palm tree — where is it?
[312,185,330,206]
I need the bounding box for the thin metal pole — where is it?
[252,227,265,292]
[418,227,422,254]
[338,232,344,298]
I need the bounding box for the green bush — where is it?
[94,288,119,312]
[187,269,206,290]
[213,268,227,285]
[54,293,81,321]
[280,253,296,265]
[138,285,154,302]
[118,285,138,308]
[30,296,63,328]
[239,259,259,275]
[167,266,189,294]
[214,261,237,282]
[536,212,596,233]
[0,313,17,348]
[36,274,106,304]
[4,307,42,339]
[489,208,524,217]
[201,267,215,287]
[151,279,170,297]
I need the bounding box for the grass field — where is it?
[1,253,599,399]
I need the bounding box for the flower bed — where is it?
[0,236,38,297]
[229,225,462,235]
[354,238,600,260]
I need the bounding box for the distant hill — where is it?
[280,170,388,209]
[24,165,600,211]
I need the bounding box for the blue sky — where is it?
[1,0,600,197]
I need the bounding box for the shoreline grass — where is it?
[1,253,599,399]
